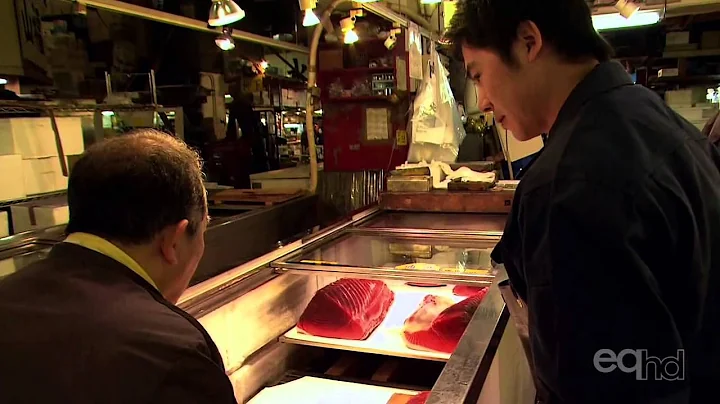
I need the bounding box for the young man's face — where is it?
[462,44,545,142]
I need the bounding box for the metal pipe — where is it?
[72,0,309,53]
[305,0,345,193]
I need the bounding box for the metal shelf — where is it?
[0,102,160,114]
[0,191,67,209]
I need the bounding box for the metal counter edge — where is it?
[427,266,510,404]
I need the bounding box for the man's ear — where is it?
[515,21,543,64]
[159,219,189,265]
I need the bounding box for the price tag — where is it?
[396,130,408,146]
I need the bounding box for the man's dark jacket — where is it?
[492,62,720,403]
[0,243,237,404]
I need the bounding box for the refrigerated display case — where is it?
[179,207,533,404]
[0,194,319,286]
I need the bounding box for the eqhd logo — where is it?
[593,349,685,381]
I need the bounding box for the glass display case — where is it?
[202,209,517,404]
[275,231,498,286]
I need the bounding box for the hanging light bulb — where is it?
[208,0,245,26]
[215,27,236,51]
[344,29,359,44]
[299,0,320,27]
[303,9,320,26]
[340,17,358,44]
[260,60,269,69]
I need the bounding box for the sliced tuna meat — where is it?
[297,278,395,340]
[453,285,489,297]
[386,391,430,404]
[403,291,488,353]
[407,391,430,404]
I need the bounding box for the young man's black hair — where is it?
[446,0,613,63]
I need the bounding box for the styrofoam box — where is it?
[11,203,69,234]
[665,88,708,107]
[658,68,679,78]
[0,117,84,158]
[673,105,718,121]
[666,31,690,46]
[0,155,25,202]
[23,157,68,195]
[0,211,9,238]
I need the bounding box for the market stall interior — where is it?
[3,0,720,402]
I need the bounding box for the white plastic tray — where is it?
[248,376,419,404]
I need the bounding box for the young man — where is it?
[0,130,236,403]
[448,1,720,403]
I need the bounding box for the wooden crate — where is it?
[380,190,515,214]
[208,189,304,206]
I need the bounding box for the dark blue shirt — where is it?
[493,61,720,403]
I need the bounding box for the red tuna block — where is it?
[407,391,430,404]
[452,285,489,297]
[298,278,395,340]
[403,291,488,353]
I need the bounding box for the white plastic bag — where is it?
[409,51,467,163]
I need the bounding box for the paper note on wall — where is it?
[366,108,390,141]
[396,57,407,91]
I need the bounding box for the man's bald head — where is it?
[66,130,207,244]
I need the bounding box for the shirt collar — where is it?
[64,232,159,291]
[549,61,634,137]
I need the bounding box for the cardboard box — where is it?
[55,117,85,155]
[666,31,690,47]
[672,105,718,121]
[665,88,708,107]
[11,198,69,234]
[0,117,84,158]
[658,68,679,78]
[23,157,68,195]
[0,155,25,202]
[0,211,8,238]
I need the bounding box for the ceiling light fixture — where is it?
[215,27,236,50]
[615,0,639,19]
[0,78,7,85]
[420,0,441,4]
[592,10,660,31]
[303,9,320,27]
[208,0,245,27]
[299,0,320,27]
[384,28,401,50]
[344,29,359,44]
[340,17,359,44]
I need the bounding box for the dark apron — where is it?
[498,279,549,403]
